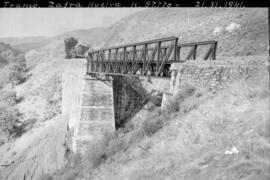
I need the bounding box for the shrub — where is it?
[134,108,166,137]
[39,173,53,180]
[45,153,82,180]
[107,136,128,157]
[142,117,164,137]
[0,90,17,105]
[127,128,145,144]
[82,130,130,170]
[83,131,115,169]
[148,95,162,107]
[165,98,180,113]
[164,85,196,113]
[85,142,108,169]
[53,167,79,180]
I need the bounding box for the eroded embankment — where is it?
[0,115,68,180]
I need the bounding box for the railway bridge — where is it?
[66,36,217,153]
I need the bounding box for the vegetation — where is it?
[0,90,36,145]
[0,104,21,141]
[0,90,17,105]
[0,42,28,89]
[70,42,90,58]
[8,63,27,87]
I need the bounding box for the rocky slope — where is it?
[102,8,269,57]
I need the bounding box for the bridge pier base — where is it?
[71,75,115,153]
[64,72,146,153]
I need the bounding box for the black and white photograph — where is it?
[0,6,269,180]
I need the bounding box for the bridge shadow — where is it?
[112,75,155,129]
[87,74,161,130]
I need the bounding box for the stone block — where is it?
[81,93,113,106]
[78,122,114,136]
[83,80,112,92]
[80,108,114,122]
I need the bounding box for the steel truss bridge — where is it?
[86,36,217,78]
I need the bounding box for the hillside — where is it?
[102,8,269,57]
[0,8,269,180]
[75,55,269,180]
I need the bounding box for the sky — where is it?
[0,8,145,38]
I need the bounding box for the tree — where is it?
[70,41,90,58]
[15,53,27,72]
[64,37,78,59]
[0,104,21,140]
[8,63,26,88]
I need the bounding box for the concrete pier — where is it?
[73,75,115,153]
[61,59,115,153]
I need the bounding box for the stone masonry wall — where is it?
[162,55,268,108]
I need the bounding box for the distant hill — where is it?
[13,39,53,52]
[54,27,109,48]
[0,27,109,53]
[0,36,52,53]
[0,36,49,46]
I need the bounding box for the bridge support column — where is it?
[73,75,115,153]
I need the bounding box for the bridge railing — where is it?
[86,37,217,77]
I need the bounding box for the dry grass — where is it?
[163,65,270,180]
[43,64,269,180]
[76,63,269,180]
